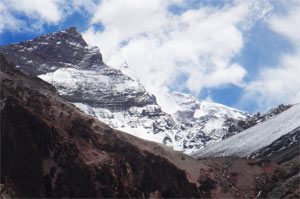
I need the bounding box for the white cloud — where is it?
[0,0,98,33]
[269,4,300,41]
[244,52,300,111]
[61,0,99,17]
[0,0,63,33]
[9,0,63,22]
[0,1,27,33]
[83,0,271,107]
[242,1,300,111]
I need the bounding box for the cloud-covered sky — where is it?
[1,0,299,113]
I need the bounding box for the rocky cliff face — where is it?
[0,27,103,75]
[0,27,251,154]
[1,54,297,198]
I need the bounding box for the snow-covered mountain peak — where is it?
[37,27,88,48]
[167,91,249,123]
[1,28,252,154]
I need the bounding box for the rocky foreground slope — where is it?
[0,27,249,154]
[2,54,299,198]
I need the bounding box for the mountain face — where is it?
[0,27,250,154]
[2,54,298,198]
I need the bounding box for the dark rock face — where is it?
[0,27,103,75]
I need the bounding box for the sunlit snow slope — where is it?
[191,103,300,158]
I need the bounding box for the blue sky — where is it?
[1,0,300,113]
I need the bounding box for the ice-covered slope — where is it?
[191,103,300,158]
[0,27,250,154]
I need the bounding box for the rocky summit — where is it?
[1,27,251,154]
[0,27,103,75]
[1,53,299,198]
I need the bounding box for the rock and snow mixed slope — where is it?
[1,27,250,154]
[164,92,249,142]
[249,126,300,161]
[191,103,300,158]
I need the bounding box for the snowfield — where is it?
[191,103,300,158]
